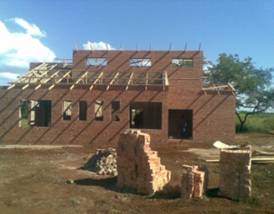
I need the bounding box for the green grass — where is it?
[236,112,274,133]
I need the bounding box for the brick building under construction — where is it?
[0,50,235,146]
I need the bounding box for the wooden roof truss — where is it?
[202,84,236,95]
[8,63,169,91]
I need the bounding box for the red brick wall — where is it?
[0,88,235,146]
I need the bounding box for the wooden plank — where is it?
[35,70,60,90]
[205,157,274,164]
[125,72,134,91]
[202,85,229,90]
[32,62,47,71]
[163,71,169,90]
[228,83,236,91]
[165,72,169,86]
[21,63,56,90]
[145,72,148,90]
[252,157,274,162]
[48,71,71,90]
[106,72,119,90]
[22,84,30,90]
[253,150,274,156]
[89,72,104,91]
[202,89,207,95]
[37,64,57,78]
[70,71,88,90]
[8,63,47,90]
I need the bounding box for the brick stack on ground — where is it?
[219,147,252,200]
[117,129,171,195]
[181,165,205,199]
[82,148,117,176]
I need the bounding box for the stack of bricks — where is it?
[116,129,171,195]
[219,147,252,200]
[181,165,205,199]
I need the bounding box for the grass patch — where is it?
[236,112,274,133]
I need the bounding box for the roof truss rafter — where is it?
[106,72,120,90]
[48,71,72,91]
[89,72,104,91]
[70,71,88,90]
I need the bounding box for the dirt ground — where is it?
[0,133,273,214]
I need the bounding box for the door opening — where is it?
[168,109,192,139]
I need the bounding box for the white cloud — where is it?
[0,18,56,68]
[83,41,115,50]
[0,72,19,80]
[12,17,46,37]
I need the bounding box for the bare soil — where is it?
[0,133,273,214]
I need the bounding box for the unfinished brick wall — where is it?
[0,50,235,146]
[117,129,171,195]
[181,165,205,199]
[219,148,252,200]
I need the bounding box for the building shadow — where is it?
[73,176,151,195]
[74,176,118,191]
[205,187,219,198]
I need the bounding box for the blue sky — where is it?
[0,0,274,85]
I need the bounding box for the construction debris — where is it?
[82,148,117,176]
[219,147,252,200]
[117,129,171,195]
[213,141,240,150]
[181,165,205,199]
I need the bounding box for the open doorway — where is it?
[168,109,192,139]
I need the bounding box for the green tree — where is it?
[206,53,274,132]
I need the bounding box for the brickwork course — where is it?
[116,129,171,195]
[0,50,235,146]
[219,147,252,200]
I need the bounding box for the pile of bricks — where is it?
[116,129,171,195]
[82,148,117,176]
[181,165,205,199]
[219,147,252,200]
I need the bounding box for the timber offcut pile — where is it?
[82,148,118,176]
